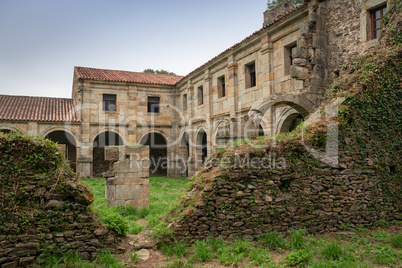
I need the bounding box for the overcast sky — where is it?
[0,0,268,98]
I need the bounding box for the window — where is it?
[284,44,297,75]
[371,5,387,39]
[198,86,204,105]
[182,94,187,111]
[218,76,226,98]
[245,62,256,88]
[103,94,116,111]
[147,96,160,113]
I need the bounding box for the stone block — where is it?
[141,184,149,198]
[105,146,123,161]
[105,185,116,201]
[290,66,309,80]
[124,178,149,185]
[125,199,149,208]
[115,184,142,200]
[106,177,123,185]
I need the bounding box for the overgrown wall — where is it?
[0,133,115,267]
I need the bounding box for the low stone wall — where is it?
[171,132,401,241]
[0,174,115,267]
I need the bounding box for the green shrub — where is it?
[260,231,286,251]
[193,240,214,262]
[290,229,306,249]
[392,233,402,248]
[321,241,344,261]
[372,244,397,265]
[283,249,312,266]
[102,213,129,235]
[130,252,140,265]
[371,230,391,242]
[94,251,123,268]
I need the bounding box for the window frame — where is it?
[198,86,204,105]
[371,5,387,40]
[182,93,187,111]
[147,96,160,113]
[245,61,256,89]
[218,76,226,98]
[102,94,117,112]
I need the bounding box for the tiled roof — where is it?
[75,66,184,85]
[0,95,79,122]
[183,2,307,80]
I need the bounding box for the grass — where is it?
[81,176,190,235]
[78,176,401,268]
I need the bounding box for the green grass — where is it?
[81,176,190,235]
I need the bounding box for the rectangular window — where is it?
[182,93,187,111]
[147,96,160,113]
[371,5,387,39]
[218,76,226,98]
[103,94,116,111]
[245,62,256,88]
[198,86,204,105]
[284,44,297,75]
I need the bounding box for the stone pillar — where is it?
[105,145,150,208]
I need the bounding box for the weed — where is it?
[283,249,312,267]
[372,244,397,265]
[102,213,128,235]
[160,240,188,257]
[309,260,370,268]
[392,233,402,248]
[249,246,273,266]
[193,240,214,262]
[290,229,306,249]
[260,231,286,251]
[130,252,140,265]
[321,241,344,261]
[371,230,391,242]
[163,258,194,268]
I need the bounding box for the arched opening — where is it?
[140,132,167,176]
[93,131,124,177]
[180,132,190,177]
[45,131,77,171]
[258,124,265,137]
[196,130,208,165]
[279,114,304,133]
[0,129,11,134]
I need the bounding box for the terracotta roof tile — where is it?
[75,66,184,85]
[0,95,79,122]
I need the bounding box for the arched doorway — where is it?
[180,132,190,177]
[196,129,208,165]
[45,131,77,171]
[140,133,167,176]
[93,131,124,177]
[258,124,265,137]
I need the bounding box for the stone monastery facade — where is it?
[0,0,389,178]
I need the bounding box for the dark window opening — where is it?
[103,94,116,111]
[198,86,204,105]
[289,45,297,67]
[183,94,187,111]
[371,5,387,39]
[148,96,160,113]
[201,132,208,164]
[289,115,304,132]
[246,62,256,88]
[218,76,226,98]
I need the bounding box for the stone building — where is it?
[0,0,389,178]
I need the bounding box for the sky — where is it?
[0,0,268,98]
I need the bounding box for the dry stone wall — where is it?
[171,130,401,241]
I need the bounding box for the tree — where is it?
[267,0,304,9]
[143,69,177,75]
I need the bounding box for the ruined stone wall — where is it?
[172,137,401,241]
[0,134,116,267]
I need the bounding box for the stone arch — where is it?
[213,119,232,147]
[277,107,304,133]
[90,127,127,146]
[45,130,78,171]
[140,132,168,176]
[0,126,25,135]
[137,129,170,146]
[196,128,208,165]
[92,131,124,177]
[41,126,80,145]
[248,94,316,126]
